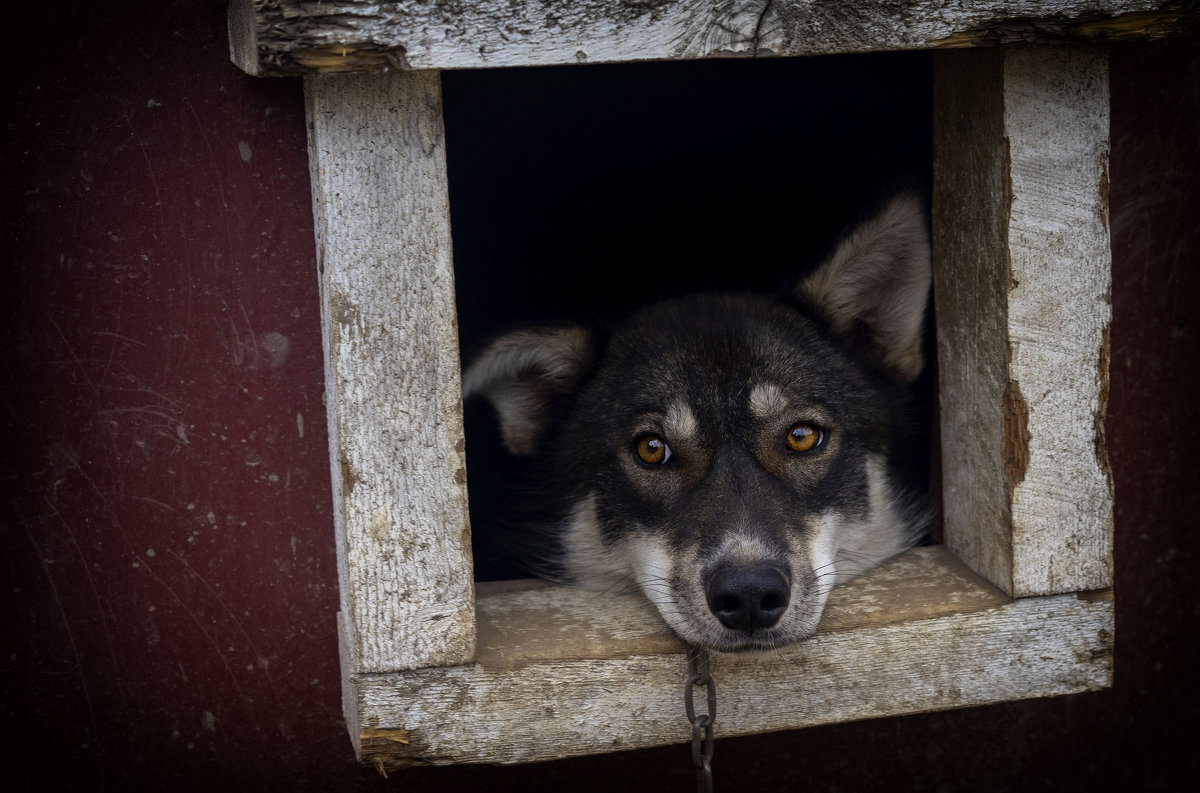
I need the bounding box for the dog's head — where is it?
[464,195,931,652]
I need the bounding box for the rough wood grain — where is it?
[1005,47,1114,595]
[306,70,475,674]
[347,548,1111,770]
[934,46,1114,597]
[228,0,1188,76]
[933,48,1015,595]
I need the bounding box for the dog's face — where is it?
[465,195,931,652]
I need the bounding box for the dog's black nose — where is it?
[705,563,791,633]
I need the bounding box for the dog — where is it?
[462,194,931,652]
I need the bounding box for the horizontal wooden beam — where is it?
[229,0,1191,77]
[345,547,1113,770]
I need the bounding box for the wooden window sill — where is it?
[351,546,1112,771]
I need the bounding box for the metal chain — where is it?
[685,647,716,793]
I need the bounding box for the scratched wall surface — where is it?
[2,2,1198,793]
[0,1,355,788]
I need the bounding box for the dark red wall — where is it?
[2,2,348,789]
[3,3,1196,791]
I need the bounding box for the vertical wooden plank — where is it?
[1004,46,1113,596]
[933,47,1015,594]
[934,46,1113,597]
[305,70,475,674]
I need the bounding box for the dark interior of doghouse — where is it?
[441,52,935,581]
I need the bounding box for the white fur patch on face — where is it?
[565,508,700,643]
[805,511,841,587]
[560,494,633,592]
[811,454,922,586]
[776,510,844,640]
[627,534,686,628]
[664,401,699,445]
[748,381,787,420]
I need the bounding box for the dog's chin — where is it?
[709,633,807,654]
[661,611,824,655]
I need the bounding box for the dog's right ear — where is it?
[462,327,595,455]
[793,193,931,384]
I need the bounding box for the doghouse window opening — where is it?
[441,53,939,584]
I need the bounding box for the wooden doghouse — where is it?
[228,0,1192,773]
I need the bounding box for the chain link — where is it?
[685,647,716,793]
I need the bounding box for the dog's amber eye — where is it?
[786,423,823,453]
[634,434,672,465]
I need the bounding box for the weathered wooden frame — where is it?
[225,0,1181,773]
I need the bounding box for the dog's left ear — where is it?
[794,193,931,383]
[462,326,595,455]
